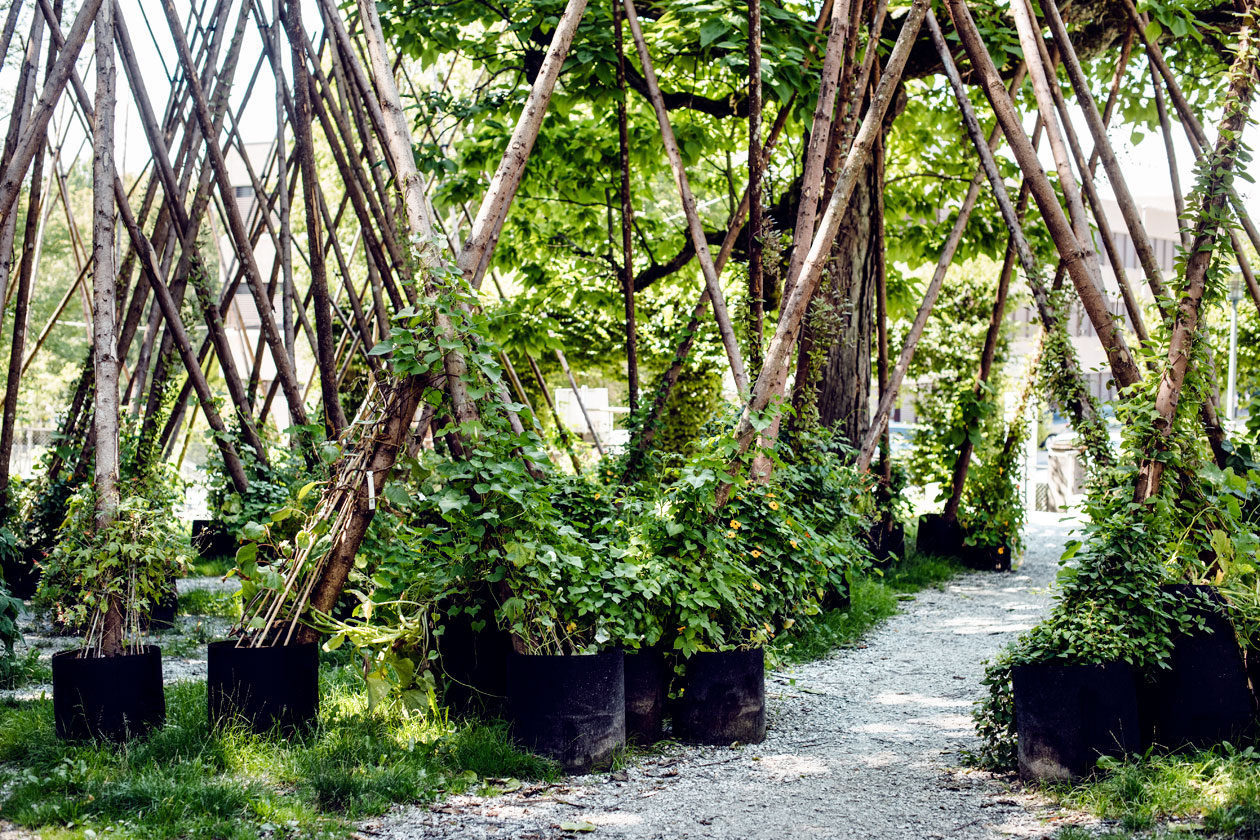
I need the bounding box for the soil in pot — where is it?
[916,513,964,557]
[674,648,766,745]
[623,646,666,745]
[1012,661,1140,781]
[506,650,625,774]
[207,640,319,735]
[53,645,166,741]
[436,602,512,714]
[1139,584,1257,750]
[866,520,905,570]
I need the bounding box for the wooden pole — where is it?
[623,0,749,395]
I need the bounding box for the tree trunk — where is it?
[809,151,879,447]
[91,0,123,657]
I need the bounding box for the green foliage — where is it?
[204,424,325,543]
[0,576,22,689]
[36,488,189,656]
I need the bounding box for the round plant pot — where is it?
[2,548,42,600]
[52,645,165,741]
[675,648,766,745]
[506,650,625,774]
[207,640,319,735]
[436,604,512,714]
[962,542,1012,572]
[1139,584,1257,750]
[1012,661,1139,780]
[141,582,179,632]
[916,513,964,557]
[191,520,236,560]
[866,521,905,570]
[623,646,666,745]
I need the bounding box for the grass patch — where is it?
[0,648,52,689]
[178,588,242,619]
[1043,746,1260,838]
[774,548,963,663]
[0,663,556,840]
[186,557,235,578]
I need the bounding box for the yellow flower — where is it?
[730,520,742,530]
[783,618,795,630]
[726,530,736,538]
[565,621,577,633]
[752,582,762,591]
[997,546,1005,555]
[594,493,601,500]
[786,518,793,526]
[790,539,799,549]
[751,550,762,558]
[768,501,780,511]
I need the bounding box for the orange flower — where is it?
[751,550,762,558]
[730,520,742,530]
[768,501,780,511]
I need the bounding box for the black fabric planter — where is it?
[916,513,964,557]
[1,548,41,600]
[623,646,666,745]
[191,520,236,559]
[53,645,165,741]
[506,651,625,774]
[1012,662,1140,781]
[142,583,179,632]
[962,542,1012,572]
[1139,585,1257,750]
[207,640,319,735]
[675,648,766,745]
[436,604,512,714]
[866,521,905,570]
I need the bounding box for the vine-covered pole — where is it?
[854,62,1028,472]
[285,0,347,437]
[1024,21,1151,342]
[622,0,749,396]
[294,0,588,627]
[720,0,930,504]
[0,0,103,229]
[158,0,313,435]
[0,10,45,510]
[783,0,850,306]
[613,0,638,412]
[747,0,764,369]
[1135,6,1259,501]
[1040,0,1171,308]
[926,7,1112,468]
[947,0,1142,391]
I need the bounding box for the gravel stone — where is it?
[363,511,1096,839]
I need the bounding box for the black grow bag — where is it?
[207,640,319,735]
[1139,584,1257,750]
[916,513,964,557]
[1012,662,1139,780]
[191,520,236,559]
[675,648,766,745]
[866,521,905,570]
[141,582,179,632]
[623,646,666,745]
[962,541,1012,572]
[53,645,166,741]
[506,650,625,774]
[436,603,512,714]
[1,548,42,600]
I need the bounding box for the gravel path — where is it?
[362,511,1093,840]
